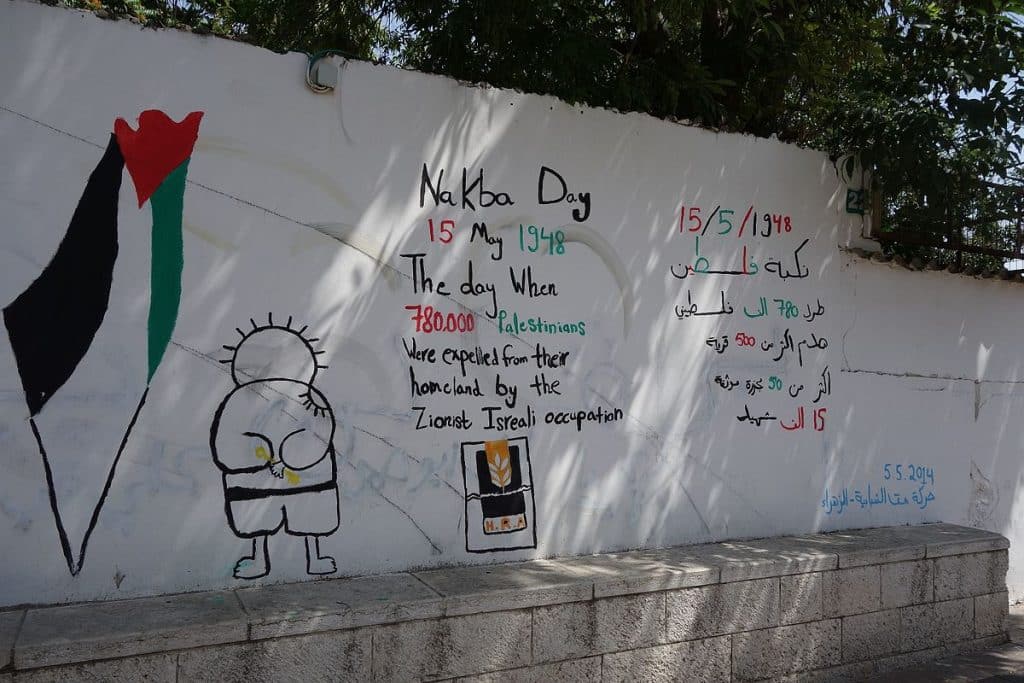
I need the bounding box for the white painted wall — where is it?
[0,0,1019,606]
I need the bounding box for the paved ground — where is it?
[875,604,1024,682]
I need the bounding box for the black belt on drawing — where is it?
[226,481,337,502]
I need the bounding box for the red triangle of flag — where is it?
[114,110,203,207]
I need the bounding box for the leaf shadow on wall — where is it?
[3,42,1024,613]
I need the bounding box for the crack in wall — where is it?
[841,368,1024,422]
[975,381,982,421]
[839,254,858,372]
[840,367,1024,385]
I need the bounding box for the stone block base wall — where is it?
[0,524,1009,682]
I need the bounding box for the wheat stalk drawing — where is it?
[485,441,512,490]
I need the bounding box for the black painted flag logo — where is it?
[461,436,537,553]
[4,110,203,575]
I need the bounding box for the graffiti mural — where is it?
[210,315,339,579]
[1,9,949,611]
[461,437,537,553]
[3,110,203,576]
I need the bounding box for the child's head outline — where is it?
[222,314,327,386]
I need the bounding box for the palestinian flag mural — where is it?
[4,110,203,575]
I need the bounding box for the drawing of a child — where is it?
[210,317,338,578]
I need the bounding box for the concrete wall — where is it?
[0,524,1010,682]
[0,0,1020,607]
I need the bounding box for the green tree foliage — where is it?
[60,0,1024,267]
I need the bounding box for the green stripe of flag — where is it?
[146,158,188,381]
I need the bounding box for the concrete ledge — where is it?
[237,573,444,640]
[0,523,1009,681]
[14,591,246,669]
